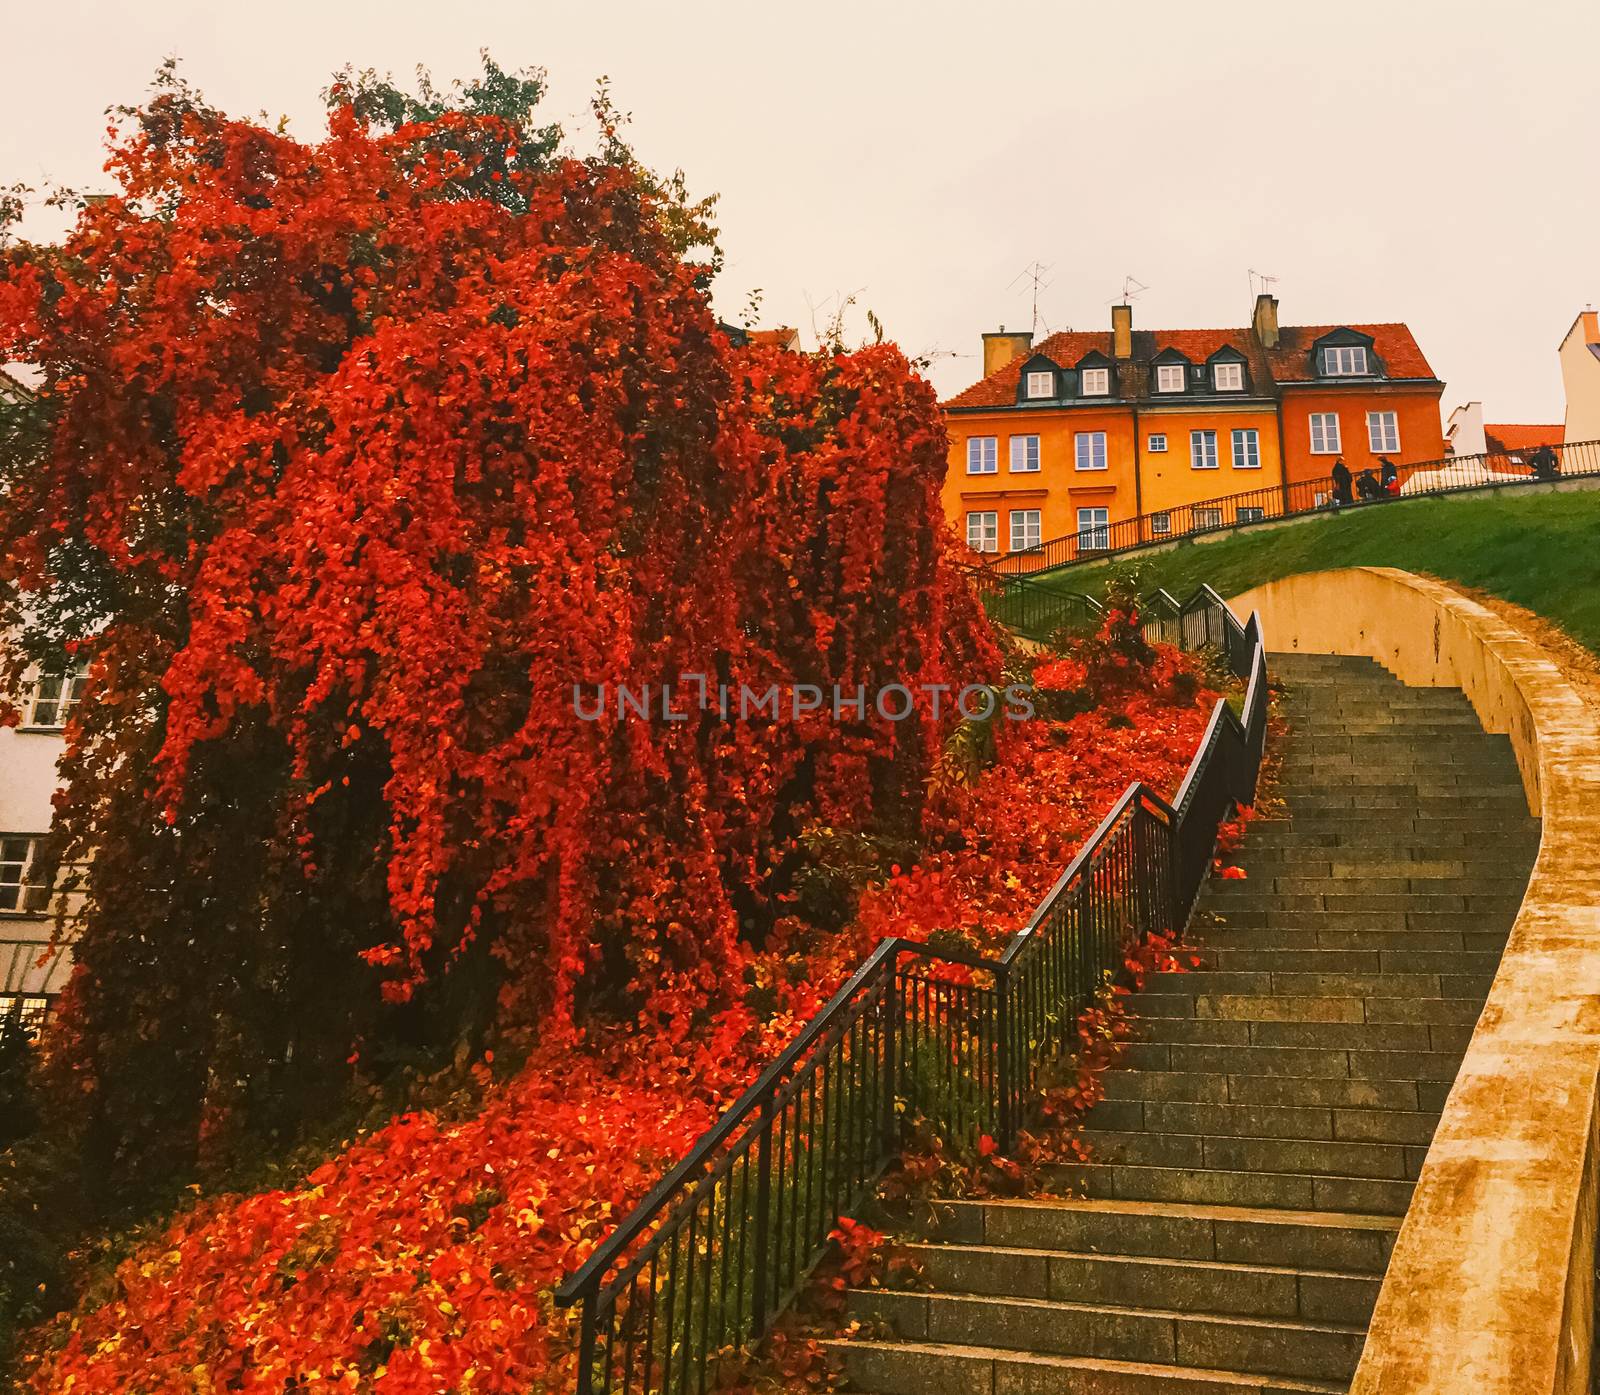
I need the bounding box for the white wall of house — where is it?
[1444,400,1487,457]
[1560,310,1600,447]
[2,666,76,1023]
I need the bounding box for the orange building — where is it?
[943,295,1445,558]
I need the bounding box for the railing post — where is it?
[880,964,898,1157]
[750,1091,775,1338]
[574,1287,597,1395]
[995,962,1013,1151]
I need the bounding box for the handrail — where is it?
[982,436,1600,575]
[554,583,1270,1395]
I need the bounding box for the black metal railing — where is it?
[986,436,1600,575]
[554,585,1269,1395]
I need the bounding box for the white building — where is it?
[2,368,77,1031]
[1,660,79,1030]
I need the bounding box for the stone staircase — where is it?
[833,652,1539,1394]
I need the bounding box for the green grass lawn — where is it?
[1034,485,1600,656]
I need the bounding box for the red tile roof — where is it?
[1484,423,1563,452]
[944,320,1438,409]
[1263,323,1437,383]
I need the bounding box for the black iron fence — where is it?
[987,436,1600,575]
[554,585,1268,1395]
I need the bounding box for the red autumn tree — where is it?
[0,61,995,1192]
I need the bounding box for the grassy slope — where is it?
[1039,487,1600,656]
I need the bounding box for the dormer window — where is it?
[1025,370,1055,399]
[1080,367,1110,396]
[1213,362,1244,391]
[1323,345,1369,376]
[1156,363,1186,393]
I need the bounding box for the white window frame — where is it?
[1231,428,1261,470]
[1147,433,1167,453]
[0,836,49,915]
[1155,363,1186,393]
[1195,506,1224,529]
[1025,370,1055,399]
[1238,506,1266,523]
[965,510,998,553]
[24,657,88,729]
[1008,434,1041,473]
[1150,511,1171,535]
[1079,367,1110,396]
[1323,345,1369,376]
[1190,429,1219,470]
[1309,413,1342,454]
[1009,508,1042,553]
[1213,361,1244,391]
[1074,431,1108,471]
[1077,507,1110,549]
[1367,410,1400,453]
[966,436,998,474]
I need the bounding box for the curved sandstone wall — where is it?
[1229,566,1600,1395]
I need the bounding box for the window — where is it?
[1009,509,1042,552]
[1190,429,1219,469]
[1025,370,1055,399]
[1309,413,1341,454]
[1238,506,1266,523]
[0,837,48,914]
[966,436,998,474]
[1213,361,1244,391]
[1074,431,1108,471]
[25,657,88,729]
[1147,433,1167,453]
[1368,411,1401,453]
[1156,363,1186,393]
[1195,507,1224,529]
[1008,434,1040,473]
[1323,345,1369,376]
[1077,507,1110,549]
[1150,511,1171,535]
[965,511,998,553]
[1080,367,1110,396]
[1231,428,1261,470]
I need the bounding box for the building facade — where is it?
[1559,309,1600,447]
[1,657,78,1030]
[943,295,1445,558]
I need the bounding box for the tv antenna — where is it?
[1248,268,1279,300]
[1009,261,1053,337]
[1118,275,1150,304]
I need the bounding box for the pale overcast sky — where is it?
[4,0,1596,420]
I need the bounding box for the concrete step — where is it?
[1143,970,1495,1000]
[1133,1017,1472,1053]
[1083,1099,1440,1147]
[1190,926,1508,954]
[886,1198,1398,1274]
[1103,1068,1448,1113]
[827,1337,1351,1394]
[1200,947,1501,977]
[1074,1129,1428,1180]
[847,1287,1367,1383]
[1117,1041,1465,1085]
[1133,991,1486,1026]
[1208,909,1520,933]
[899,1241,1380,1324]
[1053,1160,1416,1216]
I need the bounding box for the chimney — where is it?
[1252,293,1280,349]
[1112,303,1133,359]
[982,326,1033,378]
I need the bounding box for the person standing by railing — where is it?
[1331,458,1354,507]
[1530,443,1561,481]
[1356,468,1383,502]
[1380,458,1400,497]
